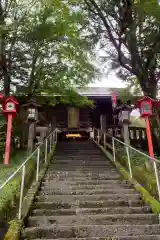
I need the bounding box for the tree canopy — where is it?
[0,0,97,101]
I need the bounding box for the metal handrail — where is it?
[107,134,160,164]
[0,129,57,219]
[93,127,160,201]
[93,127,160,163]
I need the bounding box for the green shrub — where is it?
[117,148,158,199]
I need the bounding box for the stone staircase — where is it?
[22,140,160,239]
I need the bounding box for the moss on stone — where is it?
[4,220,22,240]
[134,183,160,213]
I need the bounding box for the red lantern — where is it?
[3,96,19,118]
[140,99,152,117]
[2,96,19,165]
[135,96,158,118]
[135,96,160,159]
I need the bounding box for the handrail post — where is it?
[45,139,48,163]
[50,135,52,152]
[153,161,160,201]
[97,130,100,144]
[18,164,26,220]
[126,146,132,179]
[112,138,116,162]
[52,132,54,145]
[55,130,57,143]
[104,133,106,149]
[93,128,95,141]
[36,148,40,182]
[52,132,55,145]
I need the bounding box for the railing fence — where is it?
[0,129,57,220]
[93,127,160,202]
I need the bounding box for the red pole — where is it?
[4,114,13,165]
[145,116,154,158]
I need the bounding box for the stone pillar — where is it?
[28,122,36,154]
[36,126,48,143]
[122,123,130,145]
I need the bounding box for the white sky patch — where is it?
[89,72,126,88]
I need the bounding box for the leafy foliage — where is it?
[60,88,95,108]
[0,0,97,99]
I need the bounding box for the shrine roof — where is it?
[77,87,122,97]
[15,86,123,97]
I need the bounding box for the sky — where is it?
[88,46,140,117]
[89,72,126,88]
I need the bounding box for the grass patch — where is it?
[0,149,27,184]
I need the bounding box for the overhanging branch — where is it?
[84,0,136,75]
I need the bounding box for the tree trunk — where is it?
[0,4,10,97]
[3,70,10,97]
[138,73,157,99]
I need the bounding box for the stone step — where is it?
[46,169,117,173]
[43,179,131,186]
[34,199,143,209]
[32,206,151,216]
[44,175,121,181]
[49,161,113,165]
[54,154,104,157]
[36,193,141,202]
[54,156,108,159]
[40,186,137,195]
[46,166,118,172]
[55,152,103,155]
[27,214,158,227]
[39,188,136,195]
[46,170,118,175]
[23,224,160,238]
[46,169,117,176]
[40,183,135,190]
[29,236,160,240]
[49,161,113,166]
[22,141,159,240]
[43,175,121,181]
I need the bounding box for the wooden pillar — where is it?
[100,114,106,133]
[51,115,56,130]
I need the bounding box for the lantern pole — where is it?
[4,114,13,165]
[145,116,154,158]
